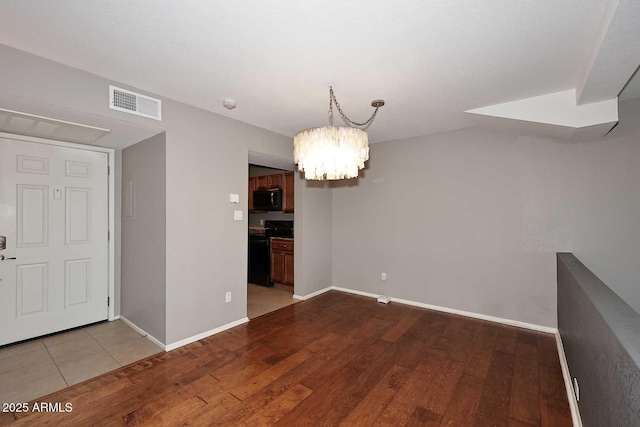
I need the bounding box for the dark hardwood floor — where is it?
[1,291,572,426]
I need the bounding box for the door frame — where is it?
[0,131,116,321]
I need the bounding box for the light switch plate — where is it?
[234,210,243,221]
[229,193,240,203]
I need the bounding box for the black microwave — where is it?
[253,188,283,211]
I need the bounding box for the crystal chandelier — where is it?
[294,86,384,180]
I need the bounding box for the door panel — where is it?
[17,185,49,247]
[17,263,48,317]
[65,258,91,307]
[0,137,108,346]
[66,188,92,244]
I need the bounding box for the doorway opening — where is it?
[247,152,298,319]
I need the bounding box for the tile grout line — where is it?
[42,339,69,387]
[91,320,165,366]
[89,330,123,368]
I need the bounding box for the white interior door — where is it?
[0,137,108,346]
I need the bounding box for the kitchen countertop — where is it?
[270,236,294,241]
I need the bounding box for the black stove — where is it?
[248,221,293,287]
[264,220,294,238]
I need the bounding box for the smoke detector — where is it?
[223,99,237,110]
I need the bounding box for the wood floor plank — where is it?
[339,364,412,426]
[464,325,499,379]
[473,351,515,427]
[230,349,312,401]
[373,350,446,426]
[448,327,476,362]
[208,354,326,426]
[495,333,517,355]
[515,341,538,361]
[180,392,241,426]
[540,396,572,427]
[276,339,392,426]
[135,395,207,426]
[440,373,484,427]
[122,375,218,425]
[380,313,421,342]
[420,358,465,415]
[405,406,442,426]
[237,383,312,427]
[539,364,568,402]
[516,329,539,346]
[537,333,562,372]
[1,291,572,427]
[392,335,437,370]
[510,352,540,425]
[508,418,537,427]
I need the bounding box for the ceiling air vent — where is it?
[109,85,162,121]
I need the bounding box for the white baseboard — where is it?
[331,286,558,334]
[113,315,121,320]
[331,286,379,299]
[555,332,583,427]
[119,316,166,351]
[293,286,332,301]
[164,317,249,352]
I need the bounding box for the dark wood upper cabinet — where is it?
[283,172,294,213]
[249,171,294,213]
[268,174,282,188]
[248,177,256,211]
[255,175,268,189]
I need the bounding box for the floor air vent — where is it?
[109,85,162,121]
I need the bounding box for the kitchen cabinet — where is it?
[283,172,294,213]
[270,238,294,287]
[268,174,282,188]
[255,174,281,189]
[249,171,294,212]
[248,177,256,212]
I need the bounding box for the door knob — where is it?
[0,255,16,261]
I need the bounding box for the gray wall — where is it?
[121,133,167,342]
[333,97,640,327]
[557,253,640,427]
[161,101,294,344]
[295,177,333,297]
[332,128,559,326]
[569,98,640,316]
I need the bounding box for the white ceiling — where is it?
[0,0,635,143]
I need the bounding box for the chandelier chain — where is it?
[328,86,379,130]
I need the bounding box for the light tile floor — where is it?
[247,283,299,319]
[0,320,162,405]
